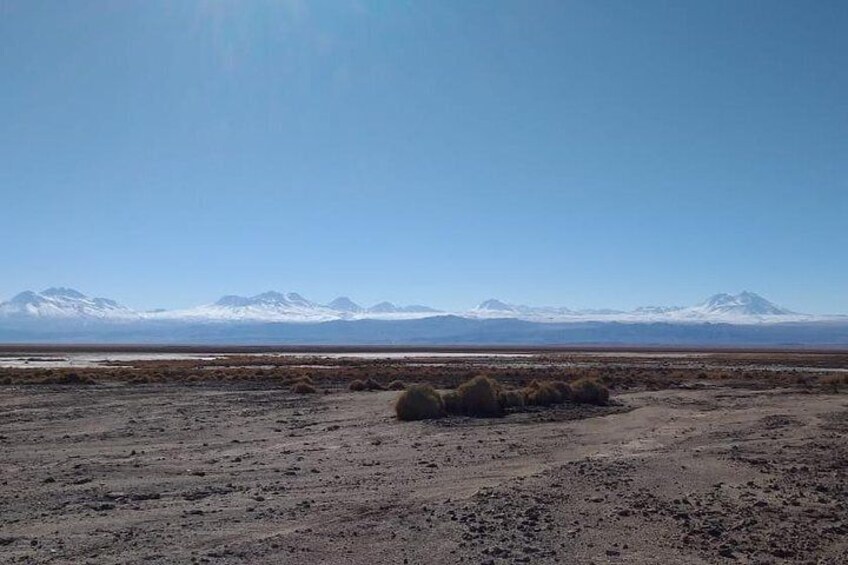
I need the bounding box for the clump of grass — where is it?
[522,380,558,406]
[387,380,407,391]
[498,389,525,410]
[292,381,317,394]
[550,381,572,402]
[456,375,502,417]
[363,377,385,391]
[820,374,847,393]
[350,378,385,392]
[571,378,610,405]
[395,384,444,421]
[441,390,462,415]
[37,372,97,385]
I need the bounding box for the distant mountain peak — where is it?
[366,301,440,314]
[0,288,137,320]
[327,296,363,313]
[698,291,793,316]
[368,301,399,313]
[214,291,317,309]
[476,299,515,312]
[41,287,86,299]
[252,291,289,304]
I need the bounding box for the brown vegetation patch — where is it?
[395,384,444,421]
[571,378,610,405]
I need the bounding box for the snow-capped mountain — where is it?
[0,288,140,320]
[327,297,363,313]
[149,292,442,322]
[467,292,810,324]
[0,288,827,326]
[475,299,518,313]
[153,291,340,322]
[692,292,794,317]
[471,299,577,320]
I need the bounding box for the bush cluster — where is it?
[570,378,610,405]
[395,384,445,421]
[454,375,502,417]
[291,377,317,394]
[349,377,386,392]
[394,374,610,421]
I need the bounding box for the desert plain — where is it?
[1,347,847,564]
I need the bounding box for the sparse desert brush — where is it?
[363,377,385,391]
[550,381,572,402]
[292,381,317,394]
[293,375,314,386]
[571,378,610,405]
[456,375,502,417]
[498,389,525,410]
[524,380,561,406]
[387,380,407,390]
[350,378,385,391]
[820,374,847,392]
[56,372,96,385]
[395,384,444,421]
[442,390,462,415]
[129,374,153,385]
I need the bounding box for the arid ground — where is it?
[1,348,847,564]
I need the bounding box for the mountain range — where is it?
[0,287,829,324]
[1,288,846,346]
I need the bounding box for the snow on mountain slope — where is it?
[152,291,341,322]
[327,297,363,313]
[694,291,794,316]
[470,299,577,320]
[466,292,813,324]
[475,299,517,313]
[0,288,827,325]
[150,292,445,322]
[0,288,140,320]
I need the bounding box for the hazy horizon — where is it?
[2,1,846,314]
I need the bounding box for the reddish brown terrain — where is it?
[1,349,847,564]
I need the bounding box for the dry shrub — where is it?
[350,378,385,391]
[294,376,314,386]
[38,372,97,385]
[551,381,572,402]
[387,380,407,391]
[363,378,385,391]
[442,390,462,415]
[456,375,502,417]
[524,380,561,406]
[292,381,317,394]
[395,384,444,421]
[498,389,525,410]
[820,374,847,392]
[571,378,610,405]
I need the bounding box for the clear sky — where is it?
[1,1,846,314]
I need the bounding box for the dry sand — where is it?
[1,380,846,564]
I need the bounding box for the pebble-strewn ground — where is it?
[1,371,847,563]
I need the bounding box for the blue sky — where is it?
[1,1,846,313]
